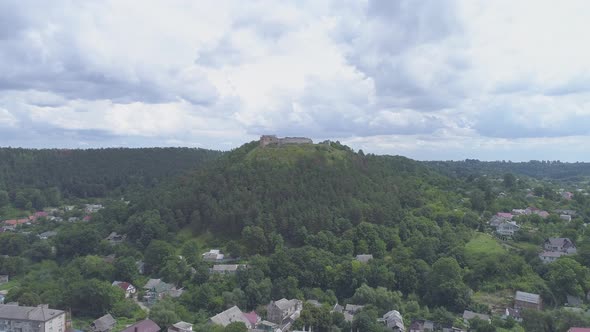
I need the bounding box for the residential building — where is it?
[512,209,526,215]
[539,251,567,263]
[168,321,193,332]
[202,249,224,261]
[38,231,57,240]
[105,232,126,245]
[112,281,136,298]
[267,298,303,325]
[143,279,182,304]
[515,291,542,310]
[496,221,520,237]
[210,306,253,328]
[121,319,160,332]
[409,320,434,332]
[379,310,405,331]
[210,264,246,274]
[90,314,116,332]
[560,215,573,222]
[355,254,374,263]
[0,304,66,332]
[496,212,513,220]
[544,238,577,254]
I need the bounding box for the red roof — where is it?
[243,311,259,326]
[4,219,29,226]
[34,211,49,217]
[497,212,513,219]
[116,282,132,291]
[121,319,160,332]
[83,216,92,221]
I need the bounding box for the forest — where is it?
[1,142,590,332]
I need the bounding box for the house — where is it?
[168,321,193,332]
[496,221,520,237]
[567,295,583,307]
[355,254,374,263]
[344,304,365,315]
[562,192,574,200]
[243,311,260,328]
[560,214,573,222]
[379,310,405,331]
[83,215,92,222]
[105,232,126,245]
[4,219,29,227]
[569,328,590,332]
[255,320,279,331]
[515,291,542,310]
[538,211,550,218]
[112,281,136,298]
[409,319,434,332]
[67,217,79,222]
[90,314,116,332]
[210,264,247,274]
[512,209,526,215]
[85,204,104,213]
[38,231,58,240]
[539,251,568,263]
[210,306,254,328]
[462,310,490,324]
[202,249,224,261]
[267,298,303,325]
[496,212,513,220]
[0,275,8,285]
[0,304,66,332]
[501,308,522,322]
[556,209,577,216]
[121,319,160,332]
[544,238,577,254]
[143,279,181,303]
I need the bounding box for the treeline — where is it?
[0,147,221,199]
[425,159,590,181]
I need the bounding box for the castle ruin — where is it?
[260,135,313,147]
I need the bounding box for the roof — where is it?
[0,304,65,322]
[121,319,160,332]
[112,281,133,291]
[39,231,58,238]
[243,311,259,326]
[515,291,541,304]
[569,329,590,332]
[210,306,251,327]
[272,298,300,311]
[345,304,364,313]
[547,237,574,246]
[212,264,242,272]
[540,251,567,258]
[171,322,193,330]
[144,278,162,289]
[497,212,513,219]
[462,310,490,321]
[355,254,373,263]
[91,314,116,331]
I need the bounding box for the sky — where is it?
[2,0,590,161]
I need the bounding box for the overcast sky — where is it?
[2,0,590,161]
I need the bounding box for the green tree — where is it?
[426,257,470,311]
[144,240,176,274]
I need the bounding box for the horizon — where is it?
[2,1,590,161]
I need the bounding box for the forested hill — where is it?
[141,141,460,242]
[424,159,590,182]
[0,147,222,198]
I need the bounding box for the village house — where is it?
[209,306,258,328]
[514,291,542,310]
[562,192,574,200]
[462,310,490,324]
[112,281,136,298]
[267,298,303,325]
[121,319,160,332]
[210,264,247,274]
[409,319,434,332]
[202,249,224,261]
[104,232,126,245]
[496,221,520,237]
[512,209,526,215]
[0,304,66,332]
[544,238,577,254]
[85,204,104,213]
[560,214,573,222]
[501,308,522,322]
[168,321,193,332]
[143,279,183,304]
[355,254,373,263]
[90,314,116,332]
[38,231,57,240]
[379,310,405,331]
[539,251,568,263]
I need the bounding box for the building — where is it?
[568,329,590,332]
[121,319,160,332]
[105,232,126,245]
[409,320,434,332]
[355,254,374,263]
[210,264,246,274]
[38,231,57,240]
[496,221,520,237]
[259,135,313,147]
[0,304,66,332]
[544,238,577,254]
[202,249,224,261]
[112,281,136,298]
[380,310,405,331]
[539,251,568,263]
[267,299,303,325]
[168,321,193,332]
[515,291,542,310]
[90,314,116,332]
[209,306,253,328]
[560,215,573,222]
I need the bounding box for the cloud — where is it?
[2,0,590,160]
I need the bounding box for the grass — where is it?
[465,233,506,260]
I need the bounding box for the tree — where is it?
[503,173,516,189]
[144,240,176,274]
[69,279,124,316]
[224,322,248,332]
[54,225,101,258]
[426,257,470,311]
[0,190,8,207]
[150,299,183,328]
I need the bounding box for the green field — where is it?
[465,233,506,261]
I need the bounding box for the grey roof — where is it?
[332,304,343,313]
[172,321,193,330]
[540,251,566,258]
[121,319,160,332]
[91,314,116,332]
[0,304,65,322]
[515,291,541,304]
[546,238,574,246]
[355,254,374,263]
[345,304,364,313]
[211,264,244,272]
[273,298,300,311]
[462,310,489,321]
[210,306,250,327]
[38,231,57,238]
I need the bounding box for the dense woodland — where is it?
[1,143,590,331]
